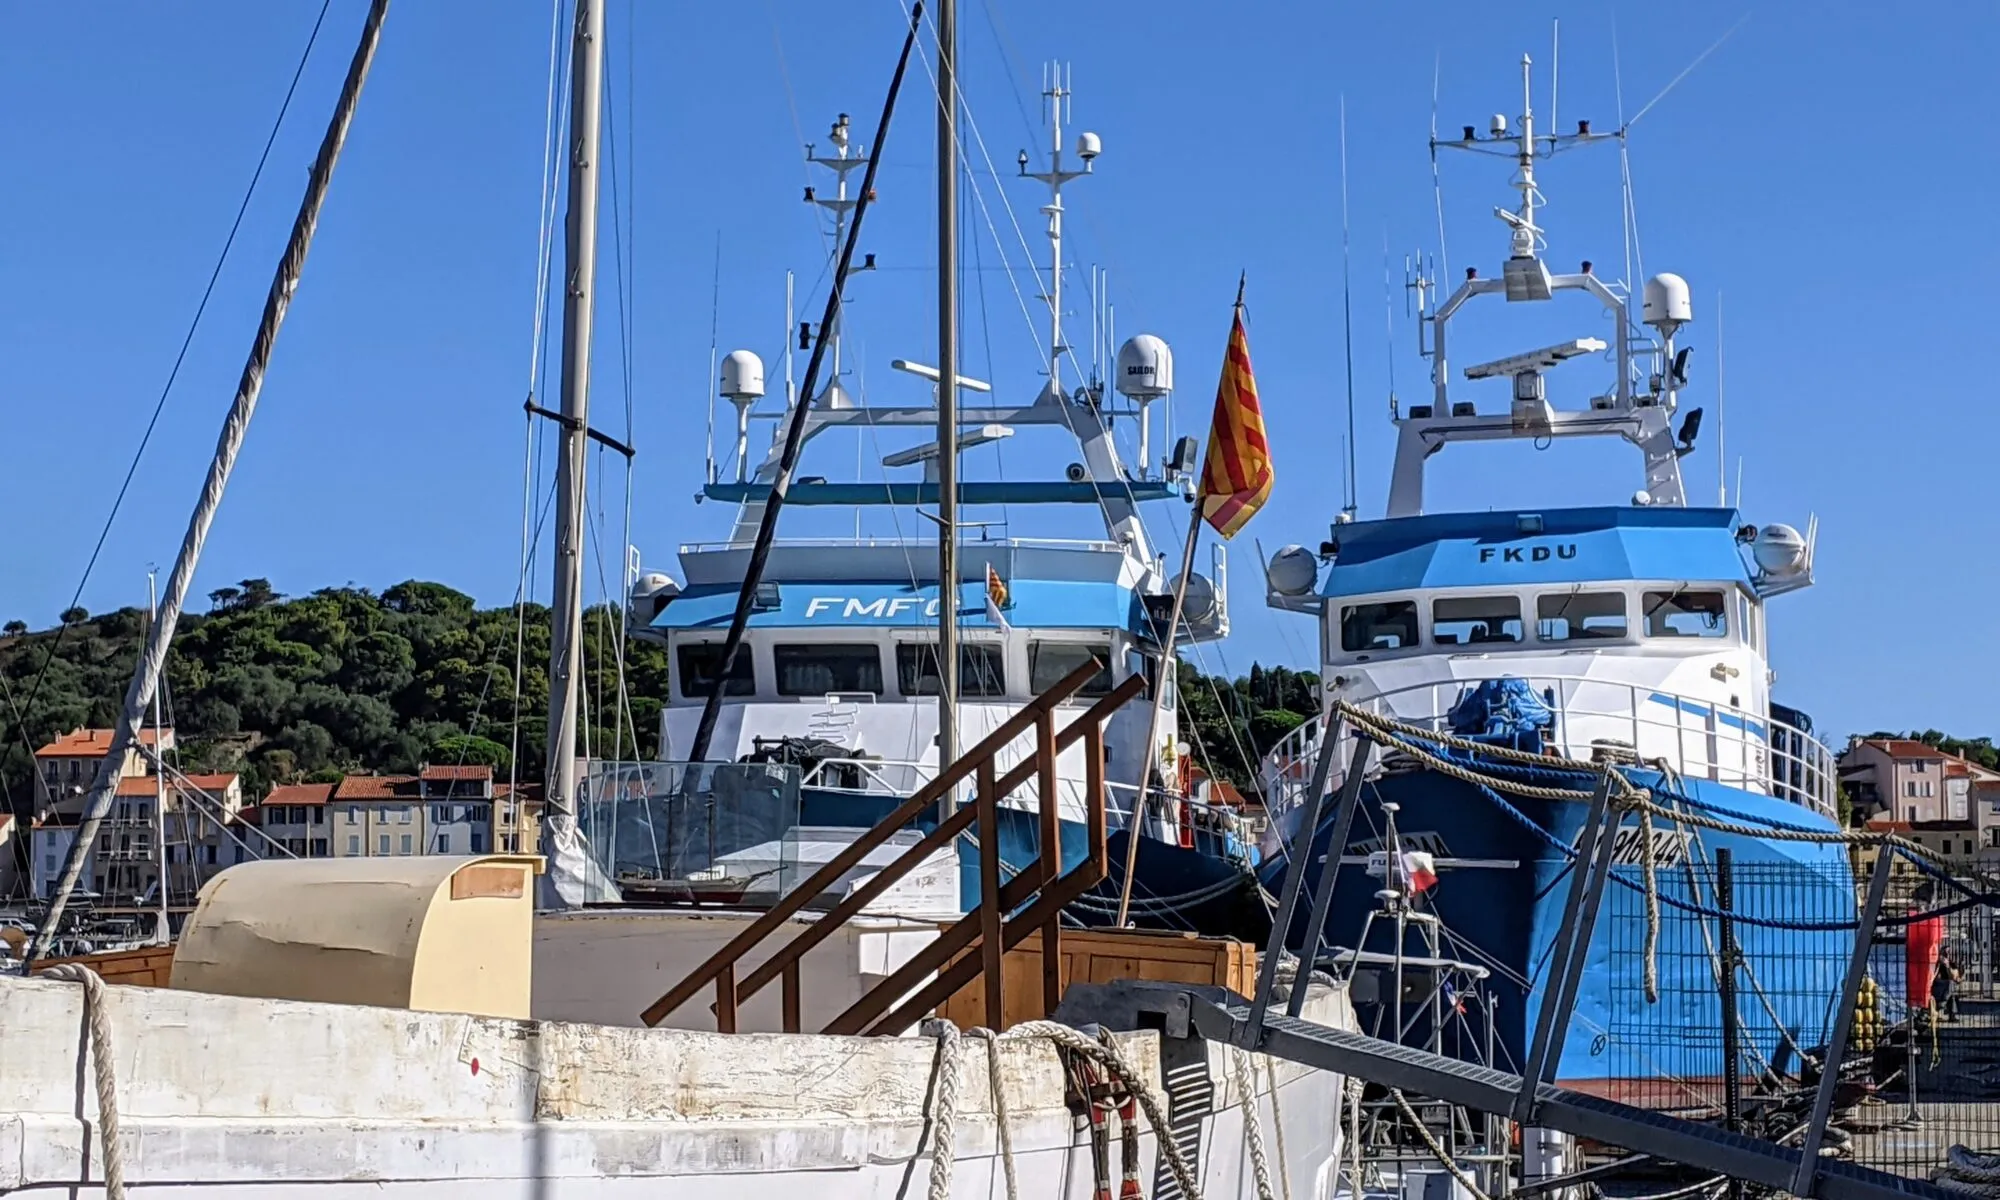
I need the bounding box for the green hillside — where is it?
[0,579,663,814]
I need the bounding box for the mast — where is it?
[149,570,169,944]
[541,0,614,908]
[24,0,390,966]
[934,0,961,783]
[1019,66,1090,399]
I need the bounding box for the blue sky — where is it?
[2,2,1995,742]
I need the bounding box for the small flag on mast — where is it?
[1197,285,1274,539]
[984,563,1010,632]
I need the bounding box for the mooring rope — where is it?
[1232,1048,1277,1200]
[920,1019,1206,1200]
[43,964,124,1200]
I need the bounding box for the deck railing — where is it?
[639,659,1146,1034]
[1262,675,1839,822]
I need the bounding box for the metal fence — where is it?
[1596,851,2000,1185]
[577,760,806,900]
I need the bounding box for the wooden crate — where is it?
[29,944,177,988]
[935,927,1255,1031]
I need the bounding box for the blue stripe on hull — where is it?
[1258,769,1856,1087]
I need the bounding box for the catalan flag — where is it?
[984,563,1011,631]
[1197,300,1273,539]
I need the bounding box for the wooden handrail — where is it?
[639,656,1111,1028]
[822,721,1121,1036]
[730,678,1142,1006]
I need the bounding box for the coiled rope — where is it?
[1936,1145,2000,1197]
[43,963,125,1200]
[920,1018,1206,1200]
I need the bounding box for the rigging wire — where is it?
[0,0,337,811]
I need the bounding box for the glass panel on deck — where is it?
[1537,591,1629,641]
[675,641,755,697]
[1431,595,1524,645]
[774,643,884,695]
[1643,589,1729,639]
[1341,600,1419,651]
[1029,642,1113,696]
[896,643,1006,697]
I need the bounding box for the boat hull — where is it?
[1258,762,1856,1094]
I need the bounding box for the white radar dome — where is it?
[629,571,680,623]
[1267,545,1318,596]
[1642,273,1693,328]
[1115,334,1174,400]
[1182,574,1218,625]
[1750,523,1808,577]
[720,349,766,402]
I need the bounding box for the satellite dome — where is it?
[1267,545,1318,596]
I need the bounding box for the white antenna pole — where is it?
[1716,290,1727,506]
[1339,94,1358,518]
[1020,63,1093,400]
[703,234,721,484]
[1383,230,1398,419]
[1550,19,1560,147]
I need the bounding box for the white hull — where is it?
[3,970,1353,1197]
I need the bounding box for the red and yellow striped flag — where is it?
[1197,303,1273,539]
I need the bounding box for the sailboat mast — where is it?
[150,571,169,943]
[541,0,609,908]
[23,0,390,966]
[934,0,960,785]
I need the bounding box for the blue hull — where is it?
[801,789,1259,931]
[1258,765,1856,1090]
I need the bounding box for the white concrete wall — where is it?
[1,971,1351,1199]
[532,908,942,1032]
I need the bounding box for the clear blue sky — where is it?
[2,2,1995,743]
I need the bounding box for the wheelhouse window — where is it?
[1431,596,1524,646]
[896,643,1006,697]
[774,643,884,696]
[1537,591,1628,641]
[1340,600,1419,652]
[1029,642,1113,697]
[1643,590,1729,639]
[676,641,754,697]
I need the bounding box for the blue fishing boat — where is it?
[1255,58,1852,1097]
[602,83,1258,926]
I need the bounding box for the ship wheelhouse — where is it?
[1266,506,1836,819]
